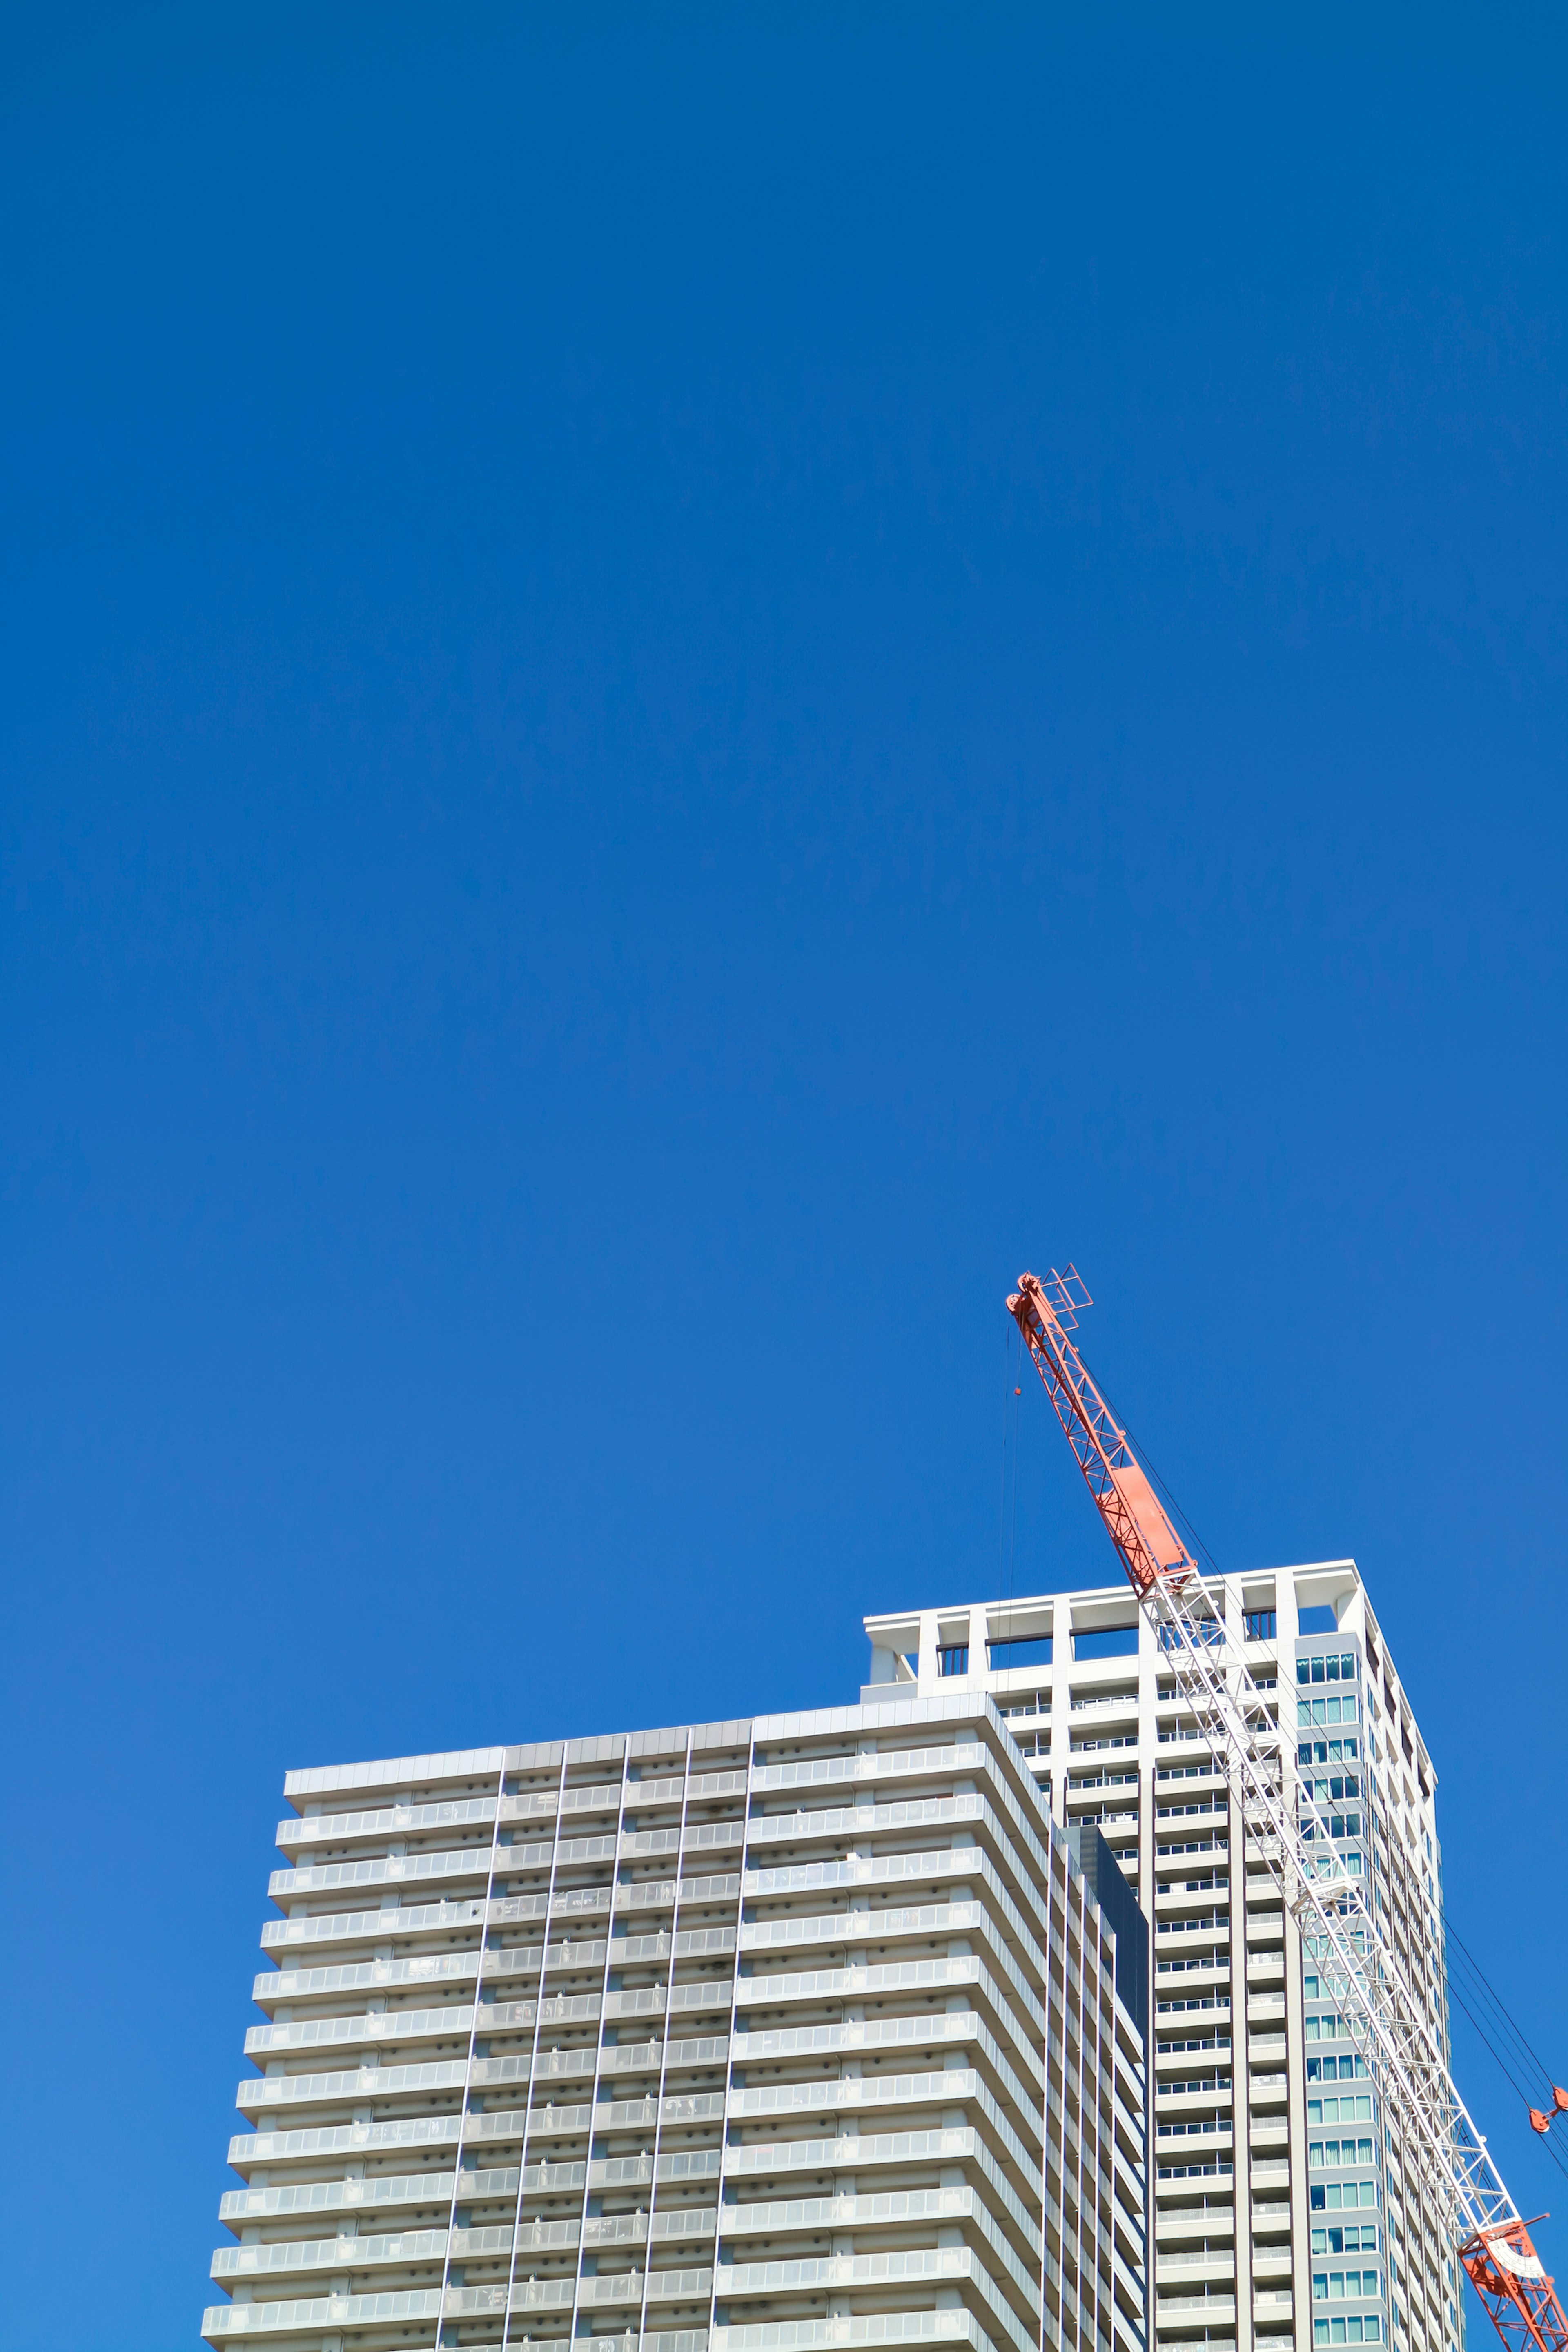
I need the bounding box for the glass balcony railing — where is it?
[212,2228,448,2278]
[747,1793,980,1847]
[261,1898,487,1949]
[254,1953,479,2005]
[716,2248,968,2296]
[270,1845,496,1900]
[751,1745,985,1797]
[204,2287,443,2335]
[246,2004,474,2055]
[723,2124,972,2178]
[218,2169,459,2223]
[578,2268,713,2307]
[236,2056,470,2110]
[228,2114,463,2167]
[277,1796,495,1848]
[742,1899,979,1953]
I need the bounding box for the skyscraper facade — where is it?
[862,1560,1456,2352]
[203,1695,1149,2352]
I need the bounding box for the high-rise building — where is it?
[862,1561,1456,2352]
[203,1695,1149,2352]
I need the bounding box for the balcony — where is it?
[212,2228,448,2281]
[746,1793,981,1850]
[724,2124,975,2182]
[718,2247,971,2299]
[246,2002,474,2056]
[235,2057,469,2115]
[277,1795,497,1849]
[1155,1876,1229,1913]
[253,1951,480,2008]
[735,1952,984,2016]
[710,2319,971,2352]
[728,2069,988,2138]
[221,2174,458,2228]
[723,2187,970,2238]
[269,1843,498,1902]
[590,2148,723,2188]
[1156,2251,1236,2285]
[741,1899,980,1956]
[751,1744,986,1797]
[227,2114,463,2176]
[203,2287,443,2337]
[1250,2247,1293,2281]
[1154,2290,1236,2323]
[577,2269,713,2309]
[260,1897,489,1952]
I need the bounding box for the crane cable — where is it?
[1442,1921,1568,2177]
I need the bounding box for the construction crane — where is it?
[1006,1266,1568,2352]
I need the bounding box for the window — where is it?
[1301,1738,1359,1767]
[1311,2226,1378,2255]
[1299,1695,1359,1728]
[1313,2315,1383,2343]
[1308,2054,1370,2082]
[936,1645,968,1677]
[1299,1652,1358,1686]
[1244,1608,1277,1641]
[1309,2136,1377,2169]
[1312,2183,1379,2213]
[1308,2094,1374,2126]
[1312,2269,1381,2303]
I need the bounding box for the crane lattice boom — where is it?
[1006,1266,1566,2352]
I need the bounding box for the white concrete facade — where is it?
[205,1697,1149,2352]
[863,1562,1458,2352]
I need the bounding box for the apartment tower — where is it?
[862,1561,1457,2352]
[203,1695,1149,2352]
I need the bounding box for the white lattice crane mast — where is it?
[1006,1266,1567,2352]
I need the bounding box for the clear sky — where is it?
[2,8,1566,2345]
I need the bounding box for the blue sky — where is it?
[2,7,1566,2344]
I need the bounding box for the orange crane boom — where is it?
[1006,1265,1567,2352]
